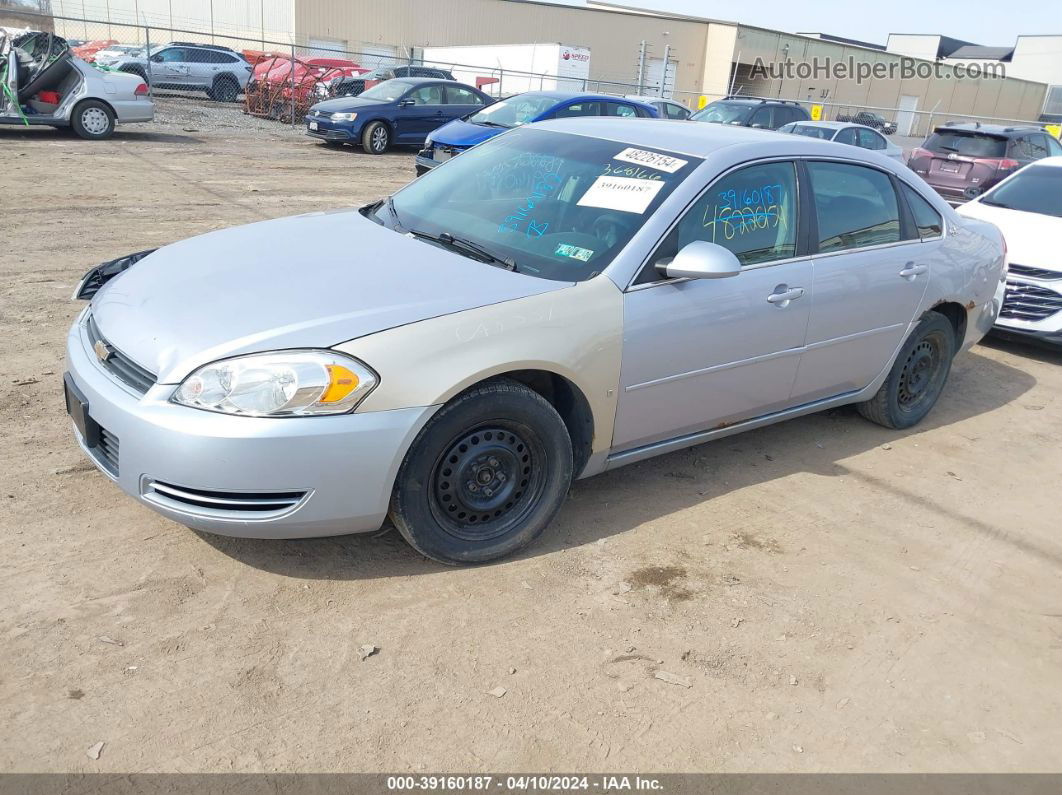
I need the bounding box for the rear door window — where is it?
[445,85,485,105]
[749,107,774,128]
[603,101,639,118]
[834,127,858,145]
[808,161,902,252]
[924,131,1007,158]
[901,184,944,239]
[552,101,600,118]
[1015,134,1050,160]
[858,128,887,150]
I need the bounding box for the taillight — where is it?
[134,82,148,96]
[997,158,1019,170]
[911,147,934,160]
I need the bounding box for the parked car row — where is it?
[68,116,1008,564]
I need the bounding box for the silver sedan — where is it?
[779,120,906,163]
[66,119,1005,564]
[1,32,153,139]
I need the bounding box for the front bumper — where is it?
[65,313,437,538]
[993,275,1062,344]
[415,154,438,175]
[305,116,359,142]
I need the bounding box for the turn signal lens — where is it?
[320,364,361,403]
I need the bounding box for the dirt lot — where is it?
[2,102,1061,774]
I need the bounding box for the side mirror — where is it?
[655,241,741,280]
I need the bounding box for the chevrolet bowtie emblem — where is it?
[93,339,114,363]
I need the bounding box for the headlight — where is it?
[172,350,377,417]
[330,112,358,122]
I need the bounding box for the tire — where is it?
[390,379,574,565]
[70,100,115,140]
[361,120,390,154]
[210,76,239,103]
[857,312,956,430]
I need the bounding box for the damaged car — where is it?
[1,31,153,139]
[66,120,1005,564]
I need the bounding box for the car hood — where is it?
[310,96,387,113]
[430,118,507,148]
[957,201,1060,268]
[90,209,568,384]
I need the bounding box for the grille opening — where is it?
[1000,281,1062,322]
[146,481,307,514]
[86,316,157,394]
[1008,264,1061,281]
[95,427,119,477]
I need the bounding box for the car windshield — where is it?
[980,165,1062,217]
[359,79,414,102]
[379,127,701,281]
[690,102,752,125]
[924,131,1007,158]
[785,124,834,140]
[467,94,561,128]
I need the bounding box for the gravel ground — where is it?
[1,111,1061,774]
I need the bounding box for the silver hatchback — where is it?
[66,120,1006,564]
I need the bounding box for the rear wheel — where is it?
[390,380,573,565]
[210,75,239,103]
[361,120,390,154]
[857,312,956,429]
[71,100,115,140]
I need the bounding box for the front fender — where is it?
[335,277,624,469]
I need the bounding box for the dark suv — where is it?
[690,96,809,130]
[327,65,456,98]
[836,110,897,135]
[908,122,1062,203]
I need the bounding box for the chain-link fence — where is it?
[4,7,700,133]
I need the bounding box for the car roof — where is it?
[935,122,1042,136]
[1028,155,1062,168]
[533,117,899,160]
[787,120,882,132]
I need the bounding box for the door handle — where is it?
[899,262,928,280]
[766,287,805,306]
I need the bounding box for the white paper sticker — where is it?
[613,147,688,173]
[576,176,665,214]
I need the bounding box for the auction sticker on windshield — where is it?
[613,147,688,173]
[577,176,664,214]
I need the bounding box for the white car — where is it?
[779,120,905,163]
[959,156,1062,346]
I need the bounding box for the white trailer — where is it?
[419,43,591,96]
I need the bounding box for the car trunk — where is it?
[916,129,1009,196]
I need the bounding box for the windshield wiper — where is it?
[407,229,517,271]
[385,195,406,232]
[476,120,511,128]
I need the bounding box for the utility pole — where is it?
[660,43,671,97]
[636,40,647,94]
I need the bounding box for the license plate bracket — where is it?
[64,373,99,448]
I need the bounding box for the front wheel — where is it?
[390,379,573,565]
[361,120,390,154]
[71,100,115,140]
[857,312,956,429]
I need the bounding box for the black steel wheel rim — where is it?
[897,331,944,410]
[428,423,547,543]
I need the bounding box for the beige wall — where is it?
[729,27,1047,134]
[294,0,708,99]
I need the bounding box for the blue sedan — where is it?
[415,91,659,174]
[305,78,494,154]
